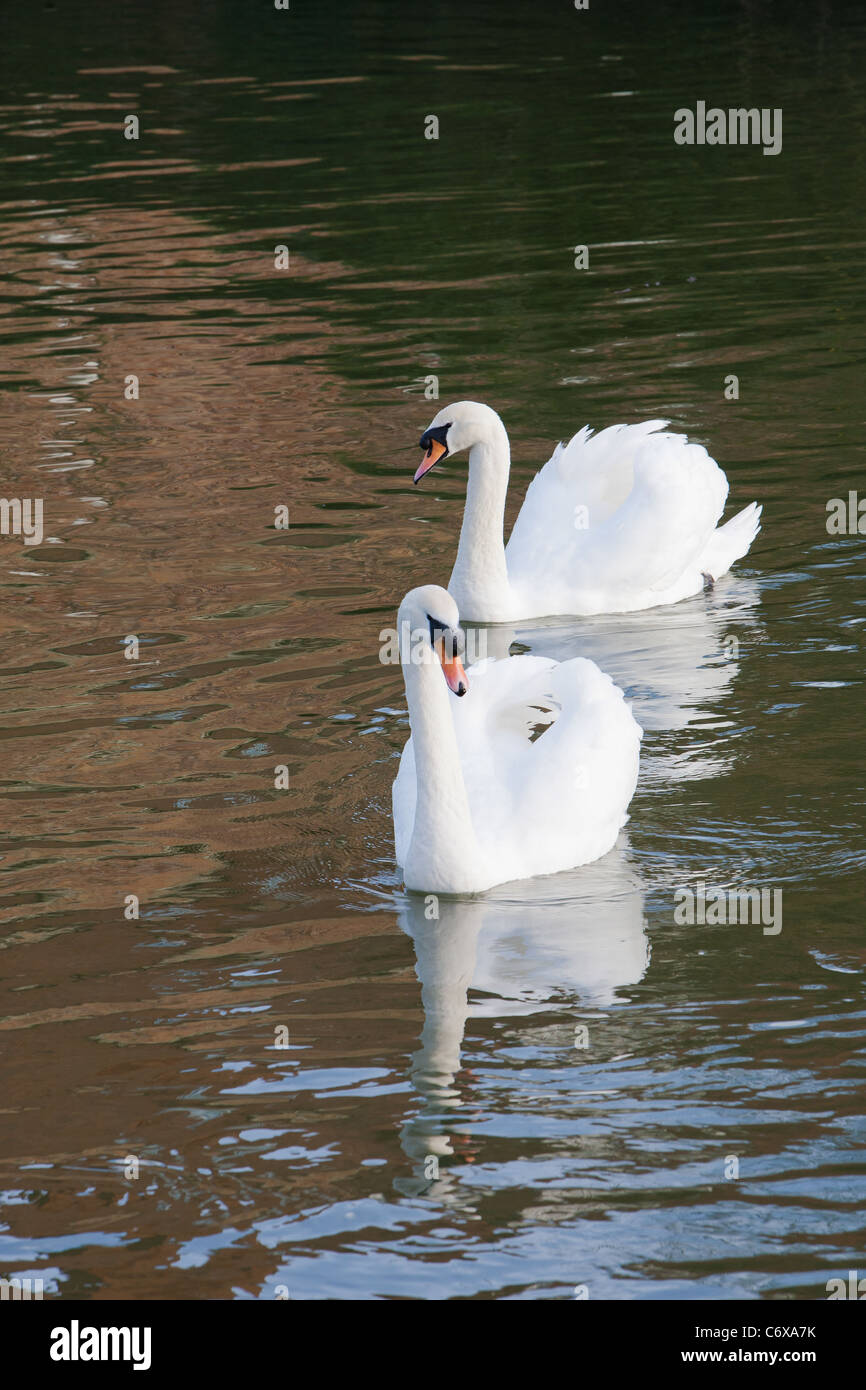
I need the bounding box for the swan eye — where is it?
[427,615,463,658]
[414,424,451,483]
[426,614,468,697]
[418,423,451,456]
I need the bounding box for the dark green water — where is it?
[0,0,864,1299]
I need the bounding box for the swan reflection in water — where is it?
[395,843,647,1201]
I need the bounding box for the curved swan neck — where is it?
[402,645,481,890]
[449,418,513,619]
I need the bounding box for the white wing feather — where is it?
[394,654,641,886]
[505,422,736,616]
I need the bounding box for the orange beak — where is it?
[414,437,447,484]
[436,638,468,696]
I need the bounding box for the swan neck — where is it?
[449,426,512,615]
[403,650,479,887]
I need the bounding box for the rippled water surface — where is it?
[1,2,865,1299]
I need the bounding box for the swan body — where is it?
[392,585,642,894]
[414,402,762,622]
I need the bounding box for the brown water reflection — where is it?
[0,199,418,1295]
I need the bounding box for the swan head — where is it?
[397,584,468,696]
[414,401,504,484]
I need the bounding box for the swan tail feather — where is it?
[699,501,762,581]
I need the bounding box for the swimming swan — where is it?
[414,401,761,622]
[392,584,641,894]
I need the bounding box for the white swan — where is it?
[414,401,762,621]
[391,584,641,894]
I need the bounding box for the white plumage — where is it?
[415,402,761,621]
[392,585,641,895]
